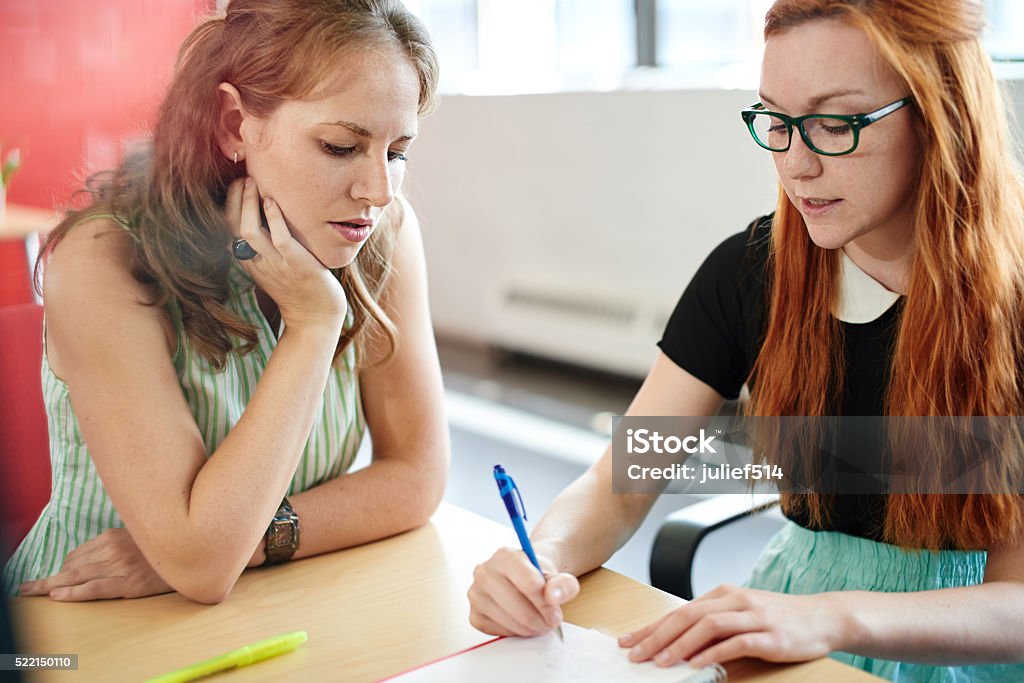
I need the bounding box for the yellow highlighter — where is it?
[146,631,307,683]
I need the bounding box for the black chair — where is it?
[649,493,781,600]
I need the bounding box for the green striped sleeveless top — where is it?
[3,262,365,593]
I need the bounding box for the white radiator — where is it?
[405,88,778,378]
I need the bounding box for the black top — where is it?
[657,215,898,540]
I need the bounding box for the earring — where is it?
[233,151,239,164]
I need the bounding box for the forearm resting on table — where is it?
[831,581,1024,664]
[248,450,447,566]
[131,325,342,601]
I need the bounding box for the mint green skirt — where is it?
[745,522,1024,682]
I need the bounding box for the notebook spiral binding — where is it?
[691,662,728,682]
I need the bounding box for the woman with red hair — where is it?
[468,1,1024,680]
[4,0,448,604]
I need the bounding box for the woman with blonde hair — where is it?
[468,0,1024,680]
[4,0,449,604]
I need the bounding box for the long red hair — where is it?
[749,0,1024,549]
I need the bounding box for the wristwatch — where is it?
[263,497,300,566]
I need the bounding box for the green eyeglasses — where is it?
[741,97,913,156]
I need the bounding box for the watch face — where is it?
[268,521,294,548]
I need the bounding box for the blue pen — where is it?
[493,464,565,642]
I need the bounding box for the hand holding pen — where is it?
[491,465,569,642]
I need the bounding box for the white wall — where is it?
[406,80,1024,378]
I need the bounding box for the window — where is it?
[655,0,770,67]
[404,0,1024,95]
[405,0,634,94]
[401,0,479,82]
[985,0,1024,61]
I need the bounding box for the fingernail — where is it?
[245,176,253,188]
[630,646,643,659]
[551,586,564,602]
[263,196,273,209]
[655,651,672,666]
[50,588,68,600]
[549,608,561,624]
[619,632,634,644]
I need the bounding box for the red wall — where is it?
[0,0,213,210]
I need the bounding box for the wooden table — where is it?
[11,504,879,682]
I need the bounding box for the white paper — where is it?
[390,623,725,682]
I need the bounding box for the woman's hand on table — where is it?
[618,584,849,669]
[18,528,173,601]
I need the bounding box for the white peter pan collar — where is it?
[834,249,902,324]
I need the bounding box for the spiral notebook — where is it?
[385,623,726,682]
